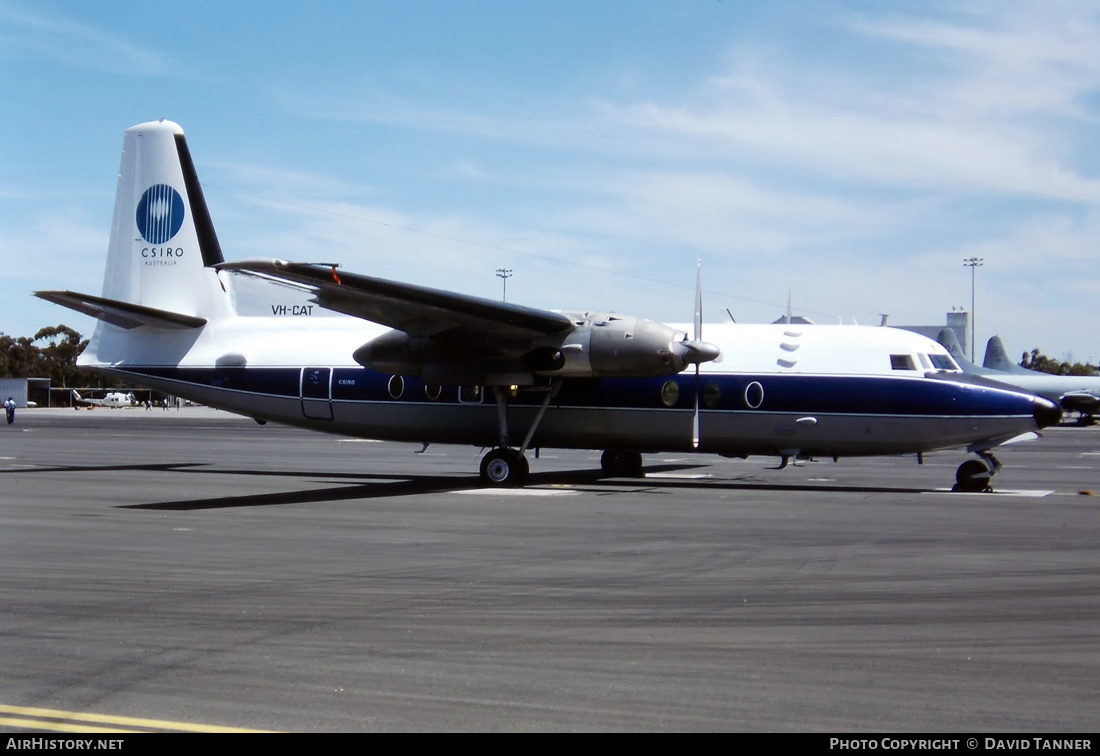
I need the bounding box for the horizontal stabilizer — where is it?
[34,290,207,330]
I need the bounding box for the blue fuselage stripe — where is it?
[117,366,1036,418]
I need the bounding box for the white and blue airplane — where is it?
[36,120,1061,491]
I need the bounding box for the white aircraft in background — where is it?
[938,330,1099,426]
[36,120,1060,492]
[984,336,1100,425]
[72,390,138,408]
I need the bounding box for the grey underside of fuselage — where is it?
[102,369,1032,458]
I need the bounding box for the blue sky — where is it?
[3,0,1099,363]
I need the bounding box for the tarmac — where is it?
[1,407,1098,731]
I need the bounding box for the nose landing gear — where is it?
[954,451,1000,493]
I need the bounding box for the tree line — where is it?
[0,325,119,387]
[1,324,1096,382]
[1020,349,1099,377]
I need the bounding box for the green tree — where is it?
[1021,349,1099,376]
[0,325,118,387]
[0,333,41,378]
[33,325,91,387]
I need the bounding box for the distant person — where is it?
[4,397,15,425]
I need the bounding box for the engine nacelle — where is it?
[554,313,690,377]
[352,313,719,383]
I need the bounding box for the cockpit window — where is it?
[890,354,916,370]
[928,353,960,371]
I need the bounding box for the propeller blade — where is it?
[693,362,701,449]
[693,260,702,449]
[694,259,702,342]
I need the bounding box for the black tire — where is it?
[600,450,644,478]
[954,459,992,492]
[480,448,529,487]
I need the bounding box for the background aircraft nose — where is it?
[1033,397,1063,428]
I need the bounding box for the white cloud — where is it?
[0,3,171,75]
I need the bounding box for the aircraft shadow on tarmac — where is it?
[100,463,935,511]
[2,460,948,510]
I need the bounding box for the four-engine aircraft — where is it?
[984,336,1099,425]
[36,120,1062,491]
[937,330,1100,426]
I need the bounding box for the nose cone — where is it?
[1033,397,1063,429]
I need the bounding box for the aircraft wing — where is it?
[218,259,573,339]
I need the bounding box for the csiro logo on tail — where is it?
[136,184,185,244]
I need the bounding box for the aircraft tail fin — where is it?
[37,120,231,327]
[983,335,1032,375]
[936,328,971,365]
[937,327,998,376]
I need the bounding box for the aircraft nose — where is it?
[1033,397,1063,429]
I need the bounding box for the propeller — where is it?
[692,261,708,448]
[666,261,720,448]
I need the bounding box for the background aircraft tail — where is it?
[983,336,1033,375]
[936,328,976,368]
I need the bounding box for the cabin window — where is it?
[459,385,483,403]
[890,354,916,370]
[744,381,764,409]
[387,375,405,399]
[703,381,721,408]
[424,384,442,401]
[660,380,680,407]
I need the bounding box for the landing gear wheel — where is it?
[954,459,993,493]
[600,450,644,478]
[480,448,529,487]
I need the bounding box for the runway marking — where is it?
[925,489,1054,497]
[0,704,273,733]
[456,488,578,497]
[645,472,711,479]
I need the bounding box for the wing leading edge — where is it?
[217,259,573,339]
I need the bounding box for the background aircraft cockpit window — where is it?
[890,354,917,370]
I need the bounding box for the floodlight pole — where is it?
[495,268,513,302]
[963,257,983,361]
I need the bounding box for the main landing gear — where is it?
[953,451,1000,493]
[479,382,560,487]
[600,450,644,478]
[480,448,530,487]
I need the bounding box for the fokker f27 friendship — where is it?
[37,120,1061,491]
